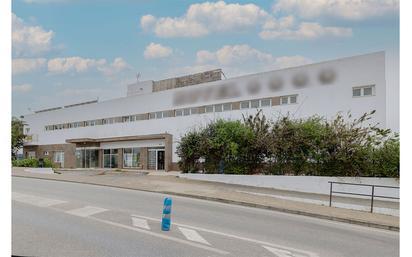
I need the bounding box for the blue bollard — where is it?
[161,197,172,231]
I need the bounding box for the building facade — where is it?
[22,52,387,171]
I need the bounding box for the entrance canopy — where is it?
[66,133,172,171]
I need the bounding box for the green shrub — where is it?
[43,158,54,168]
[12,157,55,168]
[176,111,400,177]
[12,158,39,167]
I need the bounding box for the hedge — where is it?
[12,158,54,168]
[177,110,399,177]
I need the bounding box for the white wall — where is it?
[23,52,388,163]
[178,174,399,199]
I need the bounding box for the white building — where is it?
[22,51,389,171]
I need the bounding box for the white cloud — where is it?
[12,13,54,57]
[262,15,295,30]
[47,57,130,75]
[48,57,106,73]
[143,43,173,59]
[273,0,399,20]
[197,44,274,65]
[12,58,47,75]
[99,57,130,76]
[260,22,352,40]
[140,1,268,37]
[170,44,312,77]
[12,83,32,93]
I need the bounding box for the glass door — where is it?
[148,150,157,170]
[75,148,99,168]
[103,149,118,168]
[148,148,165,170]
[157,150,165,170]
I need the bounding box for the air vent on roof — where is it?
[64,99,98,108]
[34,107,63,113]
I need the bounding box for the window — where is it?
[27,151,36,159]
[240,101,250,109]
[363,87,373,96]
[136,114,146,120]
[290,95,297,104]
[214,104,223,112]
[130,115,136,122]
[190,108,198,114]
[123,148,140,168]
[103,149,118,168]
[122,116,130,122]
[183,108,190,116]
[90,120,96,126]
[280,95,298,105]
[260,98,271,107]
[155,112,163,119]
[353,85,375,97]
[205,105,214,113]
[163,111,172,118]
[353,88,361,97]
[149,112,156,119]
[76,148,98,168]
[223,103,232,111]
[175,109,183,116]
[43,151,49,156]
[198,107,205,114]
[54,151,64,166]
[251,100,260,108]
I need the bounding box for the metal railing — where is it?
[328,181,399,213]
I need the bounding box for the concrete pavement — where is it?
[12,177,399,257]
[12,168,399,231]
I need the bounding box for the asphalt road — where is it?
[12,177,399,257]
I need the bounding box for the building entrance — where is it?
[75,148,98,168]
[148,148,165,170]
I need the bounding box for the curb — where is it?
[12,174,399,231]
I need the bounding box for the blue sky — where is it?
[12,0,399,116]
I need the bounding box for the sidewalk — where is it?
[12,168,399,231]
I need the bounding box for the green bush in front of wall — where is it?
[177,110,400,178]
[12,157,55,168]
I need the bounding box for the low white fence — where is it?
[178,174,399,199]
[24,168,54,174]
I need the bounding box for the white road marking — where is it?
[178,227,211,245]
[12,192,66,207]
[131,214,319,257]
[132,216,150,230]
[66,206,107,217]
[87,216,229,255]
[263,245,296,257]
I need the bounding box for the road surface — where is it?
[12,177,399,257]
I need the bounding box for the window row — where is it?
[352,85,375,97]
[45,94,298,131]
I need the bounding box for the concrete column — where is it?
[140,147,148,169]
[118,148,123,169]
[65,144,76,169]
[164,134,173,172]
[98,149,103,168]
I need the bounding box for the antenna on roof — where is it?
[136,72,141,82]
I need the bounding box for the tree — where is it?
[11,117,26,160]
